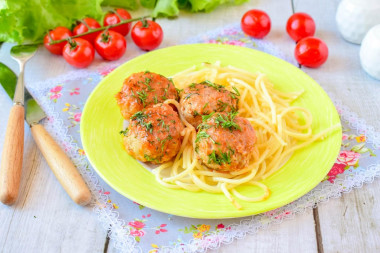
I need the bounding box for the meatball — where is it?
[195,112,256,172]
[122,103,184,164]
[116,71,178,119]
[179,81,239,128]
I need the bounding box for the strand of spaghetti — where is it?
[191,174,222,193]
[174,180,201,192]
[283,123,341,158]
[164,99,195,130]
[247,118,287,146]
[213,165,259,184]
[221,183,242,209]
[232,181,270,202]
[258,75,277,124]
[163,148,197,182]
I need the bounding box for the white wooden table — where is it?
[1,0,380,252]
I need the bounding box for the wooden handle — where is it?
[0,105,25,205]
[31,124,91,206]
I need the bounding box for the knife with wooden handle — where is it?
[0,61,92,206]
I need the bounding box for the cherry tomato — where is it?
[94,31,127,61]
[63,38,95,68]
[241,9,271,39]
[294,37,328,68]
[43,27,73,55]
[73,18,101,44]
[286,13,316,42]
[131,20,163,51]
[103,9,132,36]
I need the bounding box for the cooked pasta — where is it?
[149,62,340,209]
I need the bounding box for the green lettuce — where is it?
[0,0,248,44]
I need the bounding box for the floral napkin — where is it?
[24,24,380,253]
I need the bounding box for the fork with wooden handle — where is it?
[0,46,92,206]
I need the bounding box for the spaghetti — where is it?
[151,62,340,209]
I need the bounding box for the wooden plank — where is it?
[294,0,380,252]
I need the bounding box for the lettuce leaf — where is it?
[0,0,248,44]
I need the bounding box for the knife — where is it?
[0,62,92,206]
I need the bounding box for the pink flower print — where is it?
[100,67,115,76]
[70,87,80,96]
[326,163,346,183]
[50,93,62,100]
[74,113,82,122]
[216,223,225,229]
[50,85,63,93]
[130,229,145,237]
[224,40,245,46]
[337,150,360,166]
[222,28,239,35]
[342,134,348,141]
[129,221,145,229]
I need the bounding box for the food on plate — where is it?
[62,38,95,68]
[131,20,163,51]
[179,82,239,128]
[241,9,271,39]
[94,31,127,61]
[103,8,132,36]
[115,71,178,119]
[195,112,256,172]
[286,12,316,42]
[121,103,184,164]
[73,17,101,44]
[117,62,340,209]
[43,27,73,55]
[295,37,329,68]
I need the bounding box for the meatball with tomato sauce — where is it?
[116,71,178,119]
[179,81,239,128]
[195,112,256,172]
[122,103,184,164]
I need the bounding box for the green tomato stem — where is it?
[49,15,151,45]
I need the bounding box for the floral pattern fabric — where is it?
[24,24,380,253]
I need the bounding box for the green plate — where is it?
[81,44,341,219]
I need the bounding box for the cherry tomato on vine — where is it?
[131,20,163,51]
[63,38,95,68]
[43,27,73,55]
[94,31,127,61]
[286,12,316,42]
[73,17,101,44]
[103,9,132,36]
[241,9,271,39]
[294,37,328,68]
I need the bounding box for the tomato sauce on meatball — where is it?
[116,71,178,119]
[195,112,256,172]
[122,103,184,164]
[179,81,239,128]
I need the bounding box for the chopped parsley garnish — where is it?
[189,83,197,88]
[195,131,210,143]
[202,102,209,110]
[208,150,232,165]
[232,86,240,96]
[160,135,173,152]
[144,77,154,91]
[193,110,200,117]
[176,88,183,95]
[153,95,158,104]
[136,90,148,107]
[162,88,168,100]
[201,80,224,91]
[130,111,153,133]
[184,93,198,100]
[144,154,160,163]
[119,128,129,136]
[214,112,241,131]
[144,70,150,74]
[201,112,215,122]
